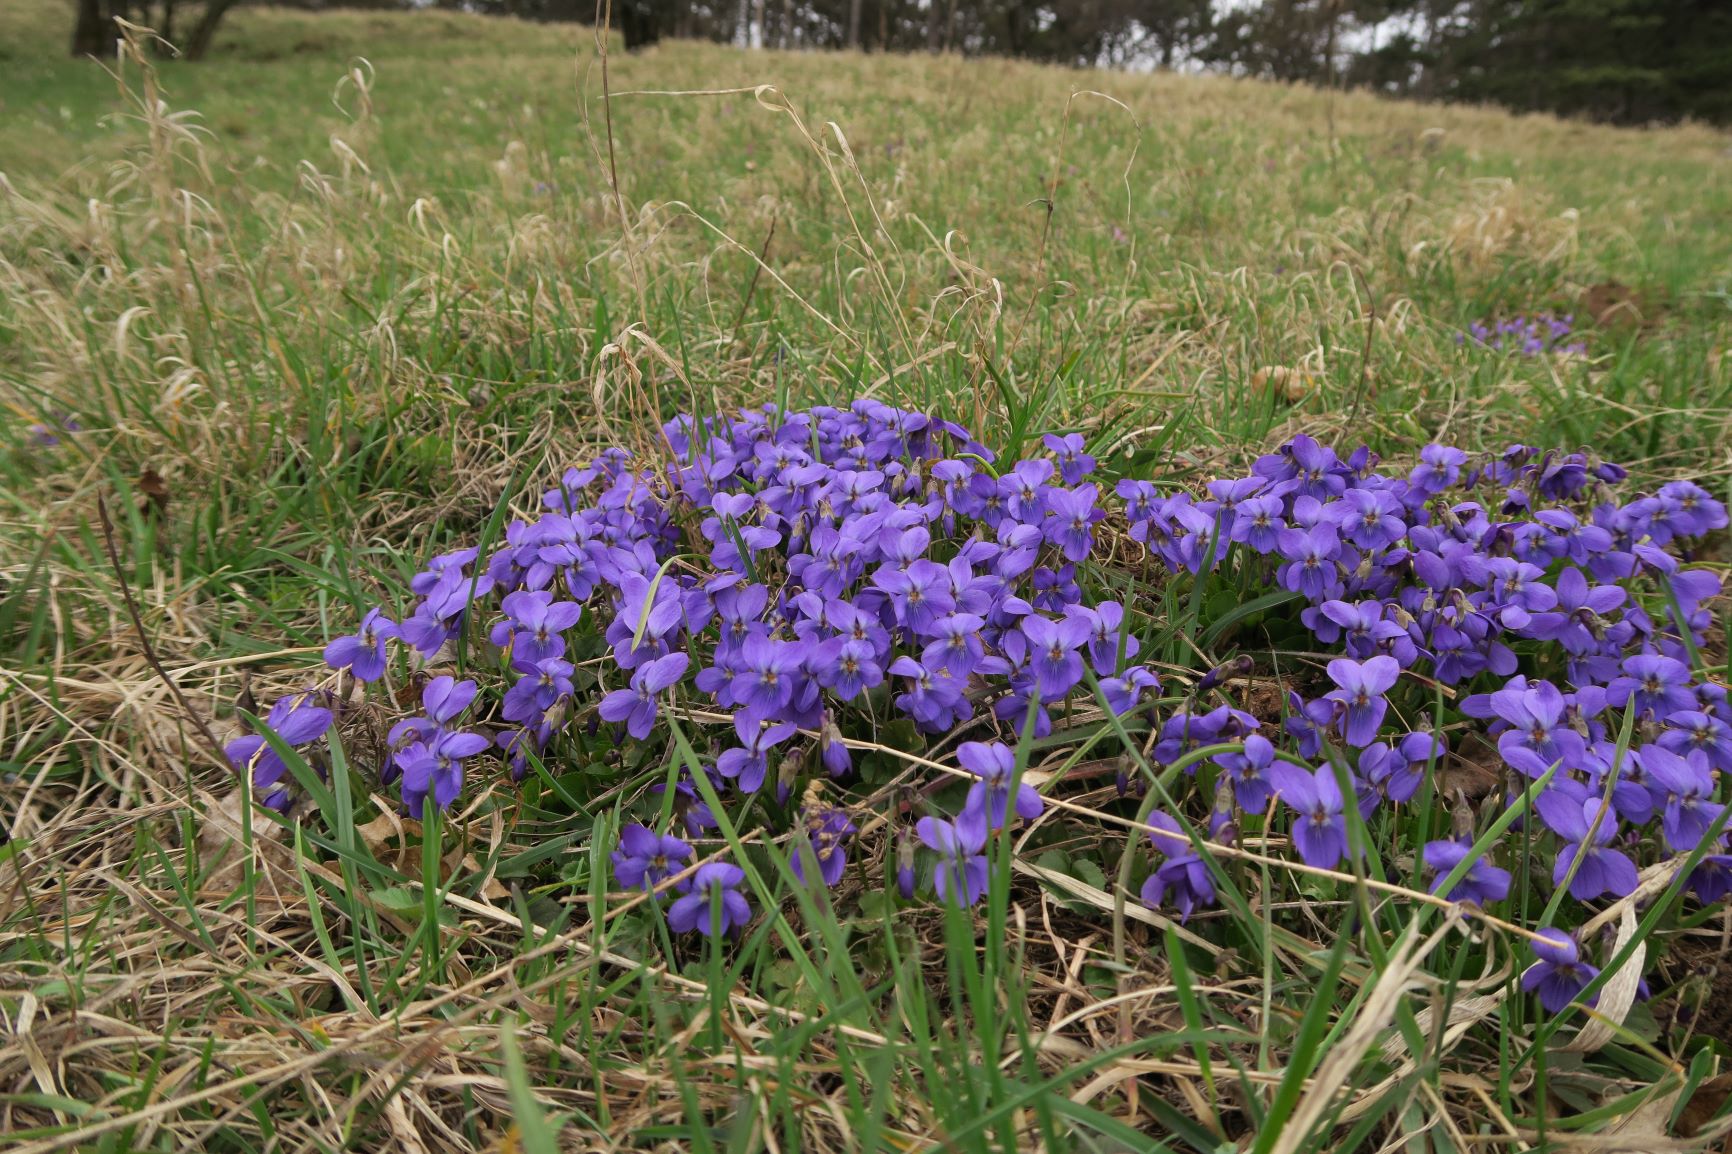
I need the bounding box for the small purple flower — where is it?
[1409,444,1465,495]
[1422,839,1510,905]
[1324,656,1400,748]
[1493,680,1584,778]
[1139,810,1217,921]
[1044,484,1101,563]
[1521,929,1601,1014]
[501,589,583,665]
[818,710,852,777]
[956,741,1043,841]
[922,613,987,679]
[1661,711,1732,773]
[323,608,399,683]
[1284,692,1335,760]
[667,862,752,935]
[917,816,990,906]
[397,727,491,814]
[1216,733,1277,814]
[1332,488,1405,551]
[1267,762,1349,869]
[1020,614,1091,701]
[1642,744,1726,852]
[1068,600,1138,675]
[874,559,955,635]
[1231,495,1285,553]
[1689,855,1732,905]
[814,636,884,701]
[1482,558,1557,628]
[1607,654,1695,719]
[1276,523,1341,601]
[716,721,797,794]
[1001,459,1054,520]
[224,692,333,811]
[502,656,575,725]
[423,676,479,724]
[1655,480,1728,540]
[400,567,493,657]
[1535,785,1639,901]
[598,652,690,740]
[889,656,969,732]
[611,823,693,890]
[1043,432,1096,485]
[1098,665,1161,716]
[729,634,802,715]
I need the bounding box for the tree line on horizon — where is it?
[70,0,1732,126]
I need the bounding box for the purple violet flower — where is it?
[612,823,692,891]
[1267,762,1350,869]
[956,741,1043,841]
[1423,838,1510,904]
[917,816,990,906]
[598,652,690,740]
[1140,810,1217,921]
[667,862,752,935]
[790,804,856,887]
[1324,656,1400,748]
[323,607,399,683]
[1521,929,1601,1014]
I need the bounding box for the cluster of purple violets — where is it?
[259,404,1151,916]
[1122,435,1727,1009]
[234,401,1730,1016]
[1459,313,1587,357]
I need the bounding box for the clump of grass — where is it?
[3,4,1732,1150]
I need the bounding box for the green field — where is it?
[4,3,1732,1151]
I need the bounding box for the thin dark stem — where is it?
[594,0,645,325]
[96,493,230,769]
[730,214,778,347]
[1346,265,1379,431]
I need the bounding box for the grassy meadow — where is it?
[3,1,1732,1150]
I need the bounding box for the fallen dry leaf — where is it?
[137,466,171,517]
[444,848,509,901]
[198,789,293,890]
[1438,732,1503,803]
[1581,280,1652,330]
[357,809,412,869]
[1678,1072,1732,1138]
[1250,365,1314,404]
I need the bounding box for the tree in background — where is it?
[63,0,1732,124]
[71,0,238,59]
[71,0,113,56]
[1425,0,1732,124]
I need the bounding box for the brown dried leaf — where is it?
[1678,1073,1732,1138]
[1250,365,1314,404]
[393,669,431,710]
[235,671,259,732]
[1581,280,1651,330]
[198,789,293,890]
[444,850,508,902]
[357,810,409,868]
[137,466,171,516]
[1438,732,1502,802]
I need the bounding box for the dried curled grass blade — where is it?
[1375,938,1513,1073]
[1565,902,1645,1054]
[1557,857,1682,1053]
